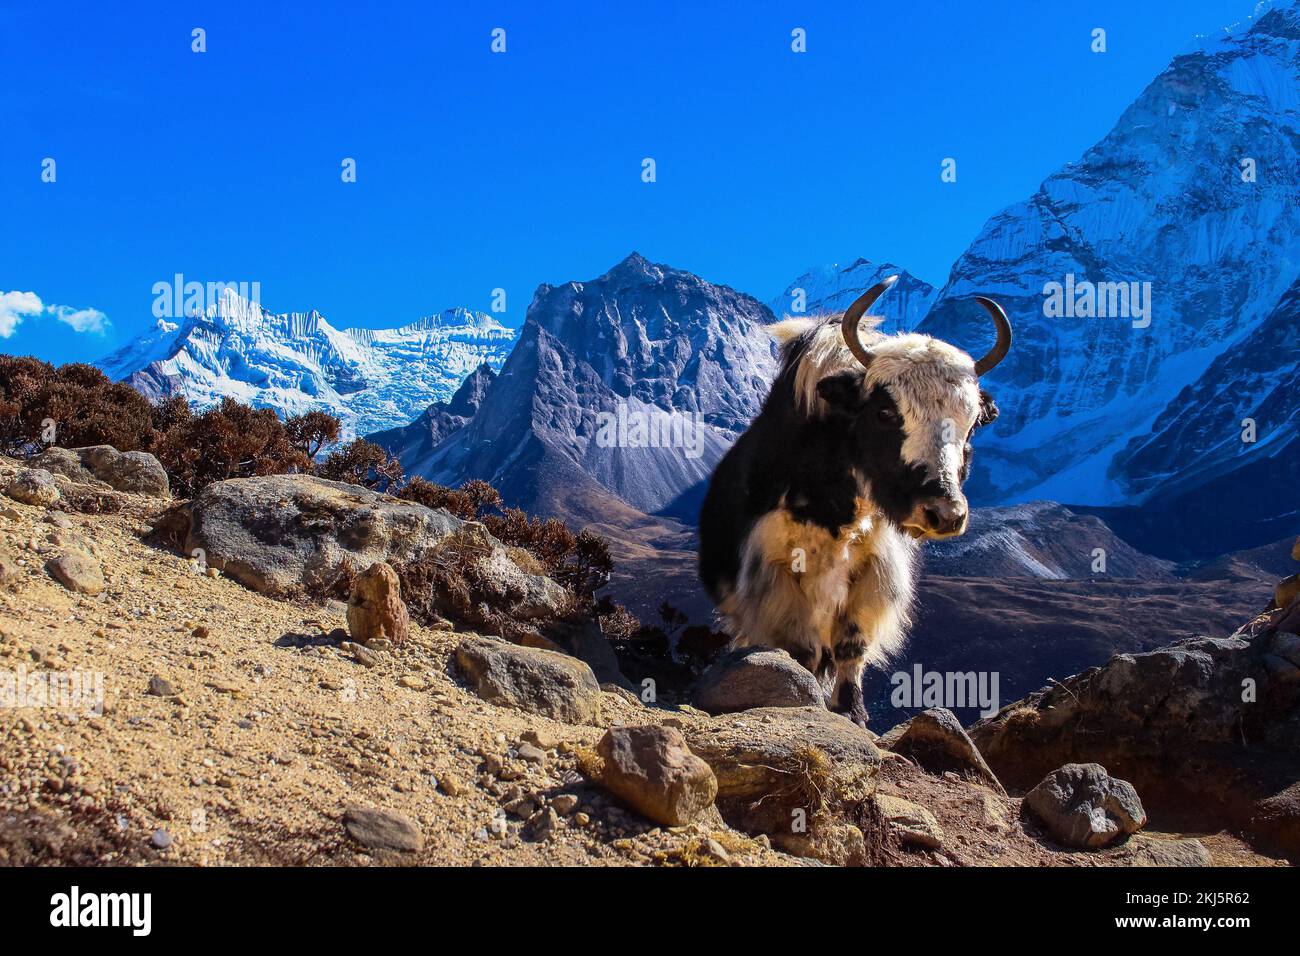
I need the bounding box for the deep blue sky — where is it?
[0,0,1260,363]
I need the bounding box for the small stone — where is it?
[4,469,60,507]
[516,742,546,764]
[876,793,945,849]
[702,838,730,862]
[151,828,173,849]
[45,552,105,595]
[148,676,178,697]
[397,674,427,690]
[574,812,591,827]
[347,562,410,646]
[589,725,718,827]
[192,624,210,639]
[343,805,425,853]
[0,553,20,589]
[552,793,579,815]
[529,806,561,840]
[521,727,563,750]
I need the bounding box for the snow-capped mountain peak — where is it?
[99,292,516,439]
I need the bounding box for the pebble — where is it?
[148,675,178,697]
[152,829,173,849]
[516,742,546,764]
[552,794,580,815]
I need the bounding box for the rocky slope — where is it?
[917,2,1300,556]
[99,289,515,439]
[3,447,1290,867]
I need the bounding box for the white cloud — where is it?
[0,291,110,338]
[0,291,44,338]
[48,304,109,334]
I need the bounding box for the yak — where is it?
[698,276,1011,726]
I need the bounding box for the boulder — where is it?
[342,805,424,853]
[33,445,169,496]
[876,793,945,850]
[588,725,717,826]
[1117,835,1212,867]
[346,562,410,646]
[1022,763,1146,849]
[150,475,565,621]
[883,708,1005,795]
[454,636,602,724]
[4,469,60,507]
[45,552,104,595]
[691,646,826,715]
[682,706,882,865]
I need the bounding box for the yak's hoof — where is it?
[831,684,869,728]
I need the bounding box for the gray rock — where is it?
[5,469,60,507]
[1023,763,1147,849]
[343,805,425,853]
[151,829,173,849]
[33,445,169,496]
[885,708,1005,795]
[29,448,95,484]
[454,636,602,724]
[692,646,825,715]
[682,706,882,865]
[1119,835,1212,867]
[45,551,104,595]
[589,725,718,827]
[150,475,565,621]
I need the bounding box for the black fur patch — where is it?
[834,638,867,662]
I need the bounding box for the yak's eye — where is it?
[877,407,900,425]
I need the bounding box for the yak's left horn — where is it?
[840,274,899,369]
[972,296,1012,376]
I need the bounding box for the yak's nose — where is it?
[922,498,968,537]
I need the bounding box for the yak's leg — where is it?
[828,624,869,727]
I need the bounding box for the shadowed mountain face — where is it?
[366,363,496,466]
[916,5,1300,555]
[376,252,780,520]
[767,259,936,331]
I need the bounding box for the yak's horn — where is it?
[840,275,899,369]
[972,296,1012,376]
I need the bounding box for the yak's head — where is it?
[776,276,1011,540]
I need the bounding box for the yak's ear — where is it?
[976,388,999,427]
[816,371,867,412]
